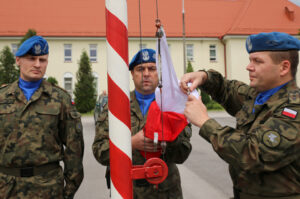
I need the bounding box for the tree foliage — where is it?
[186,60,194,73]
[47,76,58,85]
[18,29,37,47]
[0,46,19,85]
[74,51,97,113]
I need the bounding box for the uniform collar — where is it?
[6,79,53,99]
[263,80,298,107]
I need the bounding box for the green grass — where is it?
[80,110,94,116]
[206,101,224,110]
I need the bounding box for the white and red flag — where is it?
[143,28,198,158]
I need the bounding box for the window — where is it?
[89,44,97,62]
[186,44,194,61]
[11,44,18,56]
[64,73,73,96]
[64,44,72,62]
[139,43,147,49]
[209,44,217,61]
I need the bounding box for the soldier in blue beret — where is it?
[180,32,300,198]
[0,35,84,199]
[129,48,156,70]
[93,48,192,199]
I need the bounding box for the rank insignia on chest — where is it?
[262,131,281,148]
[282,108,297,119]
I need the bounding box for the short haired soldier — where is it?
[93,49,192,199]
[0,36,84,199]
[180,32,300,199]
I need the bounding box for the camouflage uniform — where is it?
[93,91,192,199]
[0,80,84,199]
[199,69,300,199]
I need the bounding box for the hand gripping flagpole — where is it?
[106,0,132,198]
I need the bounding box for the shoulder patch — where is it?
[288,90,300,104]
[282,107,297,119]
[263,131,281,148]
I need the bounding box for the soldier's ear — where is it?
[16,56,21,66]
[279,60,291,77]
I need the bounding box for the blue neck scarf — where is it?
[19,78,43,101]
[253,82,288,113]
[135,90,155,116]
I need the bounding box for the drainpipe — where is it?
[219,36,227,78]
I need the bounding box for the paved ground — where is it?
[75,111,236,199]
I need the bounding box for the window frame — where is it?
[209,44,217,62]
[64,44,72,62]
[63,73,73,97]
[89,44,97,62]
[186,44,194,62]
[11,43,18,56]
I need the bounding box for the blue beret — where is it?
[15,35,49,57]
[129,48,156,70]
[246,32,300,53]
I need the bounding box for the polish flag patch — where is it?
[282,108,297,119]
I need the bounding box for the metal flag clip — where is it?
[154,132,158,152]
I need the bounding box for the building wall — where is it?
[1,36,300,99]
[225,37,250,82]
[225,36,300,84]
[46,37,107,97]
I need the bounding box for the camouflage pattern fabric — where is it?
[0,80,84,199]
[93,91,192,199]
[199,69,300,198]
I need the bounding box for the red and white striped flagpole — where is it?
[106,0,132,198]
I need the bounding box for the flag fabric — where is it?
[142,28,199,159]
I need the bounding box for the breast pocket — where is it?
[0,104,17,130]
[35,108,60,130]
[0,104,17,154]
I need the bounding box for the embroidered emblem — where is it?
[263,131,280,148]
[42,43,48,53]
[282,107,297,119]
[246,37,252,52]
[34,44,42,55]
[142,51,150,61]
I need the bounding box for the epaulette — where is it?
[288,90,300,104]
[52,84,70,95]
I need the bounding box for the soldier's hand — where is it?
[180,71,208,94]
[131,130,162,152]
[184,95,210,127]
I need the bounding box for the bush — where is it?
[47,76,58,85]
[206,100,223,110]
[0,46,19,85]
[74,51,97,113]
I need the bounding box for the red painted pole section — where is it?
[105,1,132,198]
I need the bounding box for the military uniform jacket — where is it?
[0,80,84,198]
[93,91,192,199]
[199,69,300,197]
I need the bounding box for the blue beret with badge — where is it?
[246,32,300,53]
[129,48,156,70]
[15,35,49,57]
